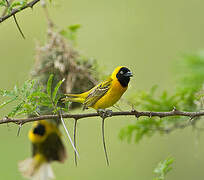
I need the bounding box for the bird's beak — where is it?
[124,71,133,77]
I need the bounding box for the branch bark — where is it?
[0,109,204,125]
[0,0,40,23]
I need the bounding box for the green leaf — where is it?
[60,24,81,44]
[0,89,15,97]
[0,97,17,109]
[47,74,54,98]
[54,94,62,107]
[69,24,81,32]
[8,102,24,117]
[52,78,65,103]
[153,157,174,180]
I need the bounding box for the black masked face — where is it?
[33,123,46,136]
[116,67,133,87]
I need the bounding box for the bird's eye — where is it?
[120,71,124,74]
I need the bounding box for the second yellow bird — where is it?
[19,120,66,180]
[63,66,133,110]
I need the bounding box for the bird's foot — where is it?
[97,109,113,119]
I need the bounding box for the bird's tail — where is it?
[18,155,54,180]
[62,93,86,103]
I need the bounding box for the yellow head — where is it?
[28,120,61,144]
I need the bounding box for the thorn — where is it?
[73,119,78,166]
[149,112,152,118]
[131,109,139,118]
[17,123,22,136]
[189,116,195,124]
[131,104,134,111]
[5,0,25,39]
[172,106,178,112]
[59,110,80,158]
[13,15,25,39]
[3,116,9,121]
[102,118,110,166]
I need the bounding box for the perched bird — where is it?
[63,66,133,166]
[63,66,133,110]
[19,120,67,180]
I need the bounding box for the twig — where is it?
[0,0,40,23]
[1,109,204,125]
[101,118,109,166]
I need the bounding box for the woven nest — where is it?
[31,28,99,110]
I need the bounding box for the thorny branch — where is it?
[1,109,204,125]
[4,0,25,38]
[0,0,40,23]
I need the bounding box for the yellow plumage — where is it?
[19,120,66,180]
[63,66,132,110]
[28,120,61,144]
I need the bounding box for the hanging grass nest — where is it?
[31,27,99,110]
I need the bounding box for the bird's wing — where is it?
[83,77,112,109]
[41,133,67,162]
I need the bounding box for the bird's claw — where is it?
[97,109,113,119]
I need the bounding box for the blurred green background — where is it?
[1,0,204,179]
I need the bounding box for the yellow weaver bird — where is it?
[19,120,67,180]
[63,66,133,110]
[63,66,132,166]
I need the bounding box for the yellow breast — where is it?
[92,79,127,109]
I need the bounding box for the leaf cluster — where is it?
[8,0,28,14]
[0,0,7,7]
[0,0,28,13]
[0,74,66,117]
[120,52,204,143]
